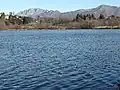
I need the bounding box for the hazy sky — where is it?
[0,0,120,13]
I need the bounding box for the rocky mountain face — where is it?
[17,5,120,19]
[17,8,61,18]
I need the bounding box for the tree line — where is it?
[70,13,120,29]
[74,14,105,21]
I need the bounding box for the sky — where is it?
[0,0,120,13]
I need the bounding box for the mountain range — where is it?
[17,5,120,19]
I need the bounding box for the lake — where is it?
[0,30,120,90]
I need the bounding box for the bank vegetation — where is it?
[0,12,120,30]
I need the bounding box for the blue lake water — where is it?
[0,30,120,90]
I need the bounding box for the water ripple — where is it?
[0,30,120,90]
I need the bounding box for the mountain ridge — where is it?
[17,5,120,19]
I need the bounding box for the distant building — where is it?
[0,13,2,16]
[5,14,9,19]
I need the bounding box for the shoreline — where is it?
[0,28,120,30]
[0,25,120,30]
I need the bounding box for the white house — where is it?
[5,14,9,19]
